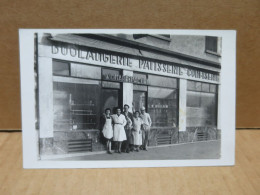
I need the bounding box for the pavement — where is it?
[55,140,221,161]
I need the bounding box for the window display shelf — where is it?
[70,103,95,106]
[70,109,94,112]
[71,113,96,116]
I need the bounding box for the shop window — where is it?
[53,81,101,131]
[148,75,178,88]
[210,84,217,93]
[148,87,178,128]
[205,36,218,53]
[53,60,70,76]
[187,81,218,127]
[201,83,210,92]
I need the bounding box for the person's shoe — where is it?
[144,148,148,151]
[108,151,112,154]
[137,149,139,152]
[126,149,130,153]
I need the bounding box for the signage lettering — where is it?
[103,74,147,84]
[51,44,219,82]
[52,45,132,67]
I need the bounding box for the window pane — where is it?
[53,81,101,131]
[53,60,70,76]
[187,91,201,107]
[148,75,177,88]
[187,81,196,91]
[186,91,217,127]
[148,87,178,128]
[201,83,210,92]
[71,63,101,79]
[133,91,146,112]
[206,36,218,52]
[195,82,202,91]
[210,84,217,93]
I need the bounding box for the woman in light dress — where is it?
[112,107,127,153]
[132,111,143,152]
[102,108,113,154]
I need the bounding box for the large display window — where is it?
[52,60,103,131]
[147,75,178,128]
[148,87,178,128]
[53,81,101,131]
[186,81,218,127]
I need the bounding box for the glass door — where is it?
[133,90,147,113]
[101,89,120,114]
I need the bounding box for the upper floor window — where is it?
[206,36,218,52]
[205,36,221,57]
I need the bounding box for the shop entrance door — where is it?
[133,90,147,112]
[101,89,121,114]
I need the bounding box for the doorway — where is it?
[101,88,121,114]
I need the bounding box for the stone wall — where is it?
[40,130,106,155]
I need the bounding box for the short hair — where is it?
[134,111,140,115]
[124,104,130,108]
[116,107,121,111]
[105,108,111,113]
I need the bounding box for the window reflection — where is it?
[133,91,146,112]
[53,81,101,131]
[148,87,178,128]
[53,60,70,76]
[187,80,217,127]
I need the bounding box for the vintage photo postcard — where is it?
[19,29,236,168]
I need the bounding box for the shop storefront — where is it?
[36,33,221,156]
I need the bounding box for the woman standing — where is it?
[132,111,143,152]
[102,108,113,154]
[112,107,127,153]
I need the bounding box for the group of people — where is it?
[101,104,152,154]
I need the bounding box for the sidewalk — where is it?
[55,140,221,161]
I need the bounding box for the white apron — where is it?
[102,117,113,139]
[112,114,127,141]
[132,117,143,145]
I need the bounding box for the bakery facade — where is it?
[36,33,221,157]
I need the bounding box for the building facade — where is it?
[36,33,221,157]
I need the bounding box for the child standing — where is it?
[102,108,113,154]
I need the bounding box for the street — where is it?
[56,140,220,161]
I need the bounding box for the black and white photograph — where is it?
[19,29,236,168]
